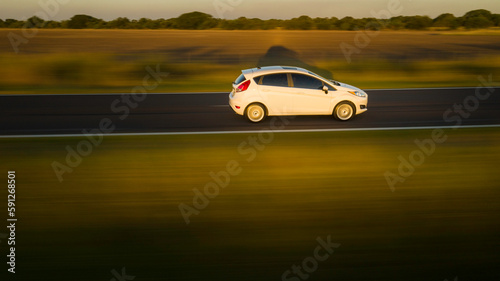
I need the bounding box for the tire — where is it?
[245,103,266,123]
[334,102,355,121]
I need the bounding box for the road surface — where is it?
[1,87,499,136]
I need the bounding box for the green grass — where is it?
[1,128,500,280]
[1,53,499,94]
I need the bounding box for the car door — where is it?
[289,73,333,114]
[255,73,295,115]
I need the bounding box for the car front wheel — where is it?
[246,103,266,123]
[334,102,355,121]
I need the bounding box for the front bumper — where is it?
[357,100,368,115]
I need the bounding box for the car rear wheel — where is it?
[246,103,266,123]
[334,102,355,121]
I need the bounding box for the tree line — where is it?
[1,9,499,30]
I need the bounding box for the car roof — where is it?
[242,66,317,78]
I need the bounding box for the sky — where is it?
[1,0,499,21]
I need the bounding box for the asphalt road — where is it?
[1,87,500,136]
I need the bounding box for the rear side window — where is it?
[259,74,289,87]
[291,74,325,90]
[234,74,246,85]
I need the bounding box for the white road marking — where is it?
[365,87,497,91]
[0,92,227,97]
[1,124,499,139]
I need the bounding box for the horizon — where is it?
[2,0,500,21]
[1,8,500,22]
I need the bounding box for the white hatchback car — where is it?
[229,66,368,122]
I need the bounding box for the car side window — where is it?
[291,74,329,90]
[259,74,289,87]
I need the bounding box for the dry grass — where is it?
[2,29,500,60]
[1,29,499,93]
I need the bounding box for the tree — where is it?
[404,16,433,30]
[247,18,265,29]
[337,16,356,30]
[463,16,493,29]
[492,14,500,26]
[68,14,99,29]
[107,17,131,29]
[357,18,382,30]
[175,11,217,29]
[87,18,106,29]
[433,13,459,29]
[157,18,176,29]
[260,19,282,30]
[44,20,62,28]
[314,17,338,30]
[60,20,70,29]
[136,18,156,29]
[461,9,494,29]
[388,16,404,30]
[284,16,314,30]
[1,9,497,31]
[4,19,25,28]
[221,17,263,30]
[26,16,45,28]
[463,9,493,20]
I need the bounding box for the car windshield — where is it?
[307,71,336,89]
[307,71,324,79]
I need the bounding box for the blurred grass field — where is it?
[1,128,499,280]
[1,29,500,94]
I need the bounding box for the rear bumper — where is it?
[229,92,245,116]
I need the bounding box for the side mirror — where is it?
[322,85,329,94]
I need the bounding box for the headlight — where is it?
[348,91,367,98]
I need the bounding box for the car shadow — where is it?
[256,45,333,80]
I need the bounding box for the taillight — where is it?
[236,80,251,92]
